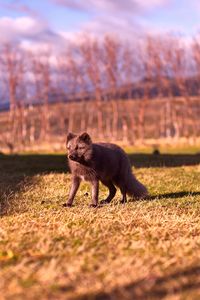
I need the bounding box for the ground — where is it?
[0,150,200,300]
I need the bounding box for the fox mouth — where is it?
[68,155,83,162]
[68,155,86,164]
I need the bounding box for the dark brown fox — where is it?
[64,132,148,207]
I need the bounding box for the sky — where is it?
[0,0,200,50]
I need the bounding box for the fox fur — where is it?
[65,132,148,207]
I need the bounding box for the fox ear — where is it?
[79,132,92,144]
[66,132,76,143]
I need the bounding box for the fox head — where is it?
[66,132,93,163]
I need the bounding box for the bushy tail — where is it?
[125,172,148,199]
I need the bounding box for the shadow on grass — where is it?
[0,152,200,215]
[0,153,67,176]
[148,191,200,201]
[129,153,200,168]
[74,265,200,300]
[0,152,200,174]
[0,154,67,216]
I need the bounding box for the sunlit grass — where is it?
[0,153,200,299]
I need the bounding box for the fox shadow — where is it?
[146,191,200,201]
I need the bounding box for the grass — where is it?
[0,151,200,299]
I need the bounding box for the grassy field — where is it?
[0,151,200,300]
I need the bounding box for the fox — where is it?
[64,132,148,207]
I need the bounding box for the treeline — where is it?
[0,34,200,151]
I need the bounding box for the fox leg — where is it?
[89,180,99,207]
[64,176,81,207]
[119,187,127,204]
[100,180,116,204]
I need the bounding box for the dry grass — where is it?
[0,152,200,300]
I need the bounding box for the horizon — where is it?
[0,1,200,111]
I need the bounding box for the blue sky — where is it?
[0,0,199,46]
[143,0,200,35]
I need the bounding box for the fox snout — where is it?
[68,153,78,161]
[67,132,93,163]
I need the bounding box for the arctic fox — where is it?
[65,132,148,207]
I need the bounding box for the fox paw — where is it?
[120,200,126,204]
[63,203,72,207]
[100,200,111,205]
[89,204,98,208]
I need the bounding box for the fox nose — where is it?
[69,154,76,160]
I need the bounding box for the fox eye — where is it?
[78,146,85,150]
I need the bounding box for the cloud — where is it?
[0,16,39,43]
[50,0,171,43]
[0,0,41,19]
[82,15,144,41]
[0,0,183,57]
[139,0,169,9]
[51,0,170,14]
[0,16,62,45]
